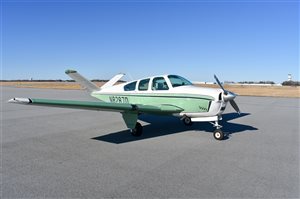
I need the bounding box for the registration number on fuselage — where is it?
[109,96,129,103]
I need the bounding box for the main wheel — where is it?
[131,122,143,137]
[213,129,224,140]
[183,117,193,126]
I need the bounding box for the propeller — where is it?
[229,99,240,114]
[214,75,240,114]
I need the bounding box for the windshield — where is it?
[168,75,193,88]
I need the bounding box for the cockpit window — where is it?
[152,77,169,90]
[168,75,193,87]
[138,78,150,91]
[124,81,137,91]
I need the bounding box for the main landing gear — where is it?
[130,122,143,137]
[182,116,193,126]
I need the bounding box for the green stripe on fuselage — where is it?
[91,93,213,113]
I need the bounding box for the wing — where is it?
[8,98,183,113]
[8,98,184,129]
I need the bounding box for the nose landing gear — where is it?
[210,120,226,141]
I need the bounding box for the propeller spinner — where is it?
[214,75,240,114]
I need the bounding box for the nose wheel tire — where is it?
[213,129,224,140]
[183,117,193,126]
[131,122,143,137]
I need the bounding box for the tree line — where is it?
[282,81,300,86]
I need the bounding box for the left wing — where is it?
[8,98,183,129]
[8,98,183,113]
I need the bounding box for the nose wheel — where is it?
[213,129,224,140]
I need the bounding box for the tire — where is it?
[213,129,224,140]
[183,117,193,126]
[131,122,143,137]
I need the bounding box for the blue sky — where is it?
[2,0,299,83]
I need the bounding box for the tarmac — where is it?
[2,86,299,198]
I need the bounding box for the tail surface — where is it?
[65,69,100,92]
[101,73,125,89]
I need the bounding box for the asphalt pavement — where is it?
[2,86,299,198]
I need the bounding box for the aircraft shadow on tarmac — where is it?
[92,113,258,144]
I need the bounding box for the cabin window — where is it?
[168,75,193,88]
[138,79,150,91]
[152,77,169,90]
[124,81,137,91]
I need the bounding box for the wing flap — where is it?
[137,104,183,114]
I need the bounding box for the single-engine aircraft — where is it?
[8,70,241,140]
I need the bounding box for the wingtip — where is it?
[65,69,77,74]
[7,98,16,103]
[8,98,31,104]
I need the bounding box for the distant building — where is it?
[288,74,292,81]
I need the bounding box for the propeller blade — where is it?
[230,99,240,114]
[214,74,227,94]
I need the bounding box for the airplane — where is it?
[8,69,240,140]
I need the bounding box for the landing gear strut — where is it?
[130,122,143,137]
[211,120,225,141]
